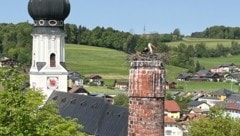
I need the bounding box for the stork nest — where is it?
[127,52,169,63]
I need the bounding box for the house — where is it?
[210,63,239,73]
[48,91,128,136]
[88,74,103,86]
[190,92,205,101]
[222,94,240,119]
[189,108,203,114]
[166,81,177,90]
[0,57,19,67]
[165,100,181,119]
[224,73,240,83]
[209,88,235,101]
[114,80,128,91]
[224,101,240,119]
[188,101,210,112]
[198,97,222,107]
[190,70,223,82]
[164,116,184,136]
[68,71,84,87]
[177,73,193,81]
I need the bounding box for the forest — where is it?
[1,22,240,72]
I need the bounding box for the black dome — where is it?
[28,0,70,24]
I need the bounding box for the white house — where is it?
[198,97,222,107]
[188,101,211,112]
[164,116,183,136]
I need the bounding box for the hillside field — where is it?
[166,37,240,48]
[196,55,240,69]
[65,42,240,92]
[65,44,187,84]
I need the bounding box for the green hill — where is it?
[65,43,240,92]
[65,44,129,84]
[65,44,187,85]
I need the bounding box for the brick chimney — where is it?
[128,58,165,136]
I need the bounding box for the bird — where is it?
[141,43,156,54]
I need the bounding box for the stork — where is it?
[141,43,156,54]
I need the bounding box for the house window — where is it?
[50,53,56,67]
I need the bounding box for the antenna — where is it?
[143,25,146,34]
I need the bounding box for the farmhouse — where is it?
[210,63,239,73]
[0,57,19,67]
[114,80,129,91]
[88,74,103,86]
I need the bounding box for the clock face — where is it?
[47,77,59,90]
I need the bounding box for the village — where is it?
[1,53,240,136]
[1,0,240,136]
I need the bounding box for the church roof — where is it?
[48,91,128,136]
[28,0,70,21]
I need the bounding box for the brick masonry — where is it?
[128,60,165,136]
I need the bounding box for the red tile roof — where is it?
[164,116,176,123]
[165,100,181,112]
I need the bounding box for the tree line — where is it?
[1,22,240,72]
[0,22,178,66]
[191,25,240,39]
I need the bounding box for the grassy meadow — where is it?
[177,81,239,92]
[65,44,129,84]
[65,40,240,92]
[166,37,240,48]
[196,55,240,69]
[65,44,188,85]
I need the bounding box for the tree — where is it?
[174,95,191,110]
[173,28,181,36]
[195,42,208,58]
[172,28,181,40]
[195,60,203,72]
[156,43,170,53]
[0,69,86,136]
[113,93,129,107]
[189,107,240,136]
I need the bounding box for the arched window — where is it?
[50,53,56,67]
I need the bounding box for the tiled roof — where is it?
[68,86,90,94]
[224,101,240,111]
[88,74,102,79]
[165,100,181,112]
[48,91,128,136]
[190,108,203,113]
[227,94,240,102]
[196,70,210,76]
[177,73,193,79]
[164,116,176,124]
[210,88,235,96]
[188,101,205,107]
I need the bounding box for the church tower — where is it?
[28,0,70,98]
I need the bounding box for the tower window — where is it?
[50,53,56,67]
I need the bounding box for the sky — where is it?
[1,0,240,35]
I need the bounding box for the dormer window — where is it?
[50,53,56,67]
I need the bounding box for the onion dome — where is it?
[28,0,70,27]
